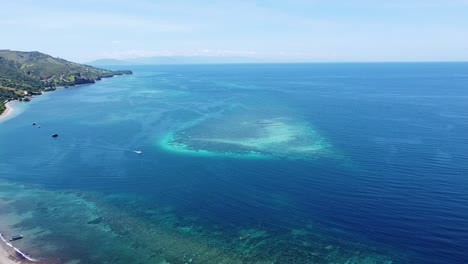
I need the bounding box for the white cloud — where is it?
[99,49,160,59]
[195,49,258,56]
[98,49,261,59]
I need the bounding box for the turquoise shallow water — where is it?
[1,63,468,263]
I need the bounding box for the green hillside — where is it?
[0,50,132,114]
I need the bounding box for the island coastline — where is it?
[0,74,129,122]
[0,50,132,118]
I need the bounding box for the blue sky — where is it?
[1,0,468,62]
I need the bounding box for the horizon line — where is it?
[87,60,468,65]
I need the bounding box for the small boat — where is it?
[51,134,59,138]
[32,123,36,126]
[133,150,142,154]
[9,235,23,242]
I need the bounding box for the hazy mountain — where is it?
[88,56,265,66]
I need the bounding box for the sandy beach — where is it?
[0,242,20,264]
[0,233,39,264]
[0,102,15,121]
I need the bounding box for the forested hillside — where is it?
[0,50,131,114]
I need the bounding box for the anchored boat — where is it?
[9,235,23,242]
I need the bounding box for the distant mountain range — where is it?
[0,49,132,114]
[88,56,266,66]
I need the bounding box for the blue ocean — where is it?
[0,63,467,263]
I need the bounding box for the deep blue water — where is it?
[1,63,468,263]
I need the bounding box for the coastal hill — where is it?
[0,49,132,114]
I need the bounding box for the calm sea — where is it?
[0,63,467,263]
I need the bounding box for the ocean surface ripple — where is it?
[0,63,468,263]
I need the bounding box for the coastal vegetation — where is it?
[0,50,132,114]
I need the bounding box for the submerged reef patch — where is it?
[0,177,403,263]
[159,115,331,159]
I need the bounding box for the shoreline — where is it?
[0,74,127,123]
[0,101,15,121]
[0,237,21,264]
[0,233,39,264]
